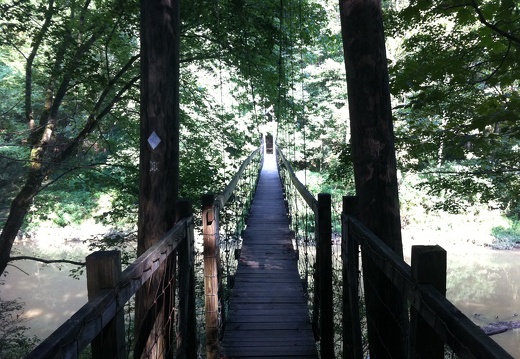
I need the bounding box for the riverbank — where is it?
[401,203,514,253]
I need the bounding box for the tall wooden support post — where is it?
[136,0,180,357]
[342,196,363,359]
[86,251,125,359]
[176,200,197,359]
[338,0,408,357]
[203,194,220,359]
[410,245,447,359]
[317,193,334,358]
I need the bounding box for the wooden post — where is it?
[203,194,219,359]
[318,193,334,358]
[312,208,320,339]
[176,200,197,359]
[342,196,363,359]
[410,245,447,359]
[86,251,125,359]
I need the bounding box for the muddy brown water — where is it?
[445,246,520,358]
[404,244,520,357]
[2,258,87,340]
[2,242,520,357]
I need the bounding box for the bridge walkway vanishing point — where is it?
[220,154,318,358]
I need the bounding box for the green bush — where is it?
[492,219,520,245]
[0,298,38,358]
[30,188,101,228]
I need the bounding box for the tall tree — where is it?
[0,0,140,276]
[133,0,180,357]
[338,0,408,357]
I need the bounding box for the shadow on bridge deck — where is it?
[220,153,318,358]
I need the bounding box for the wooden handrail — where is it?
[203,146,263,359]
[214,147,261,210]
[343,213,514,359]
[276,146,318,214]
[26,216,194,359]
[26,145,261,359]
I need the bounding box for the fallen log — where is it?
[481,321,520,336]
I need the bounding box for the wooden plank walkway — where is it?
[220,154,318,358]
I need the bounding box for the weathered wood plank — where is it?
[228,306,308,313]
[225,315,310,323]
[220,345,317,357]
[225,322,315,331]
[227,309,310,317]
[220,154,318,358]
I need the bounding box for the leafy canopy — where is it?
[387,0,520,215]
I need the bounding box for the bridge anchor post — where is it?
[410,245,447,358]
[86,250,125,359]
[202,194,220,359]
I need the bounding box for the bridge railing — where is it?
[202,146,263,359]
[26,201,197,359]
[277,145,514,359]
[276,146,335,358]
[25,145,263,359]
[341,197,514,359]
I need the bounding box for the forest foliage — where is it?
[387,0,520,216]
[0,0,518,274]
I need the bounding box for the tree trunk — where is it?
[134,0,180,357]
[0,22,104,277]
[0,173,44,275]
[0,0,56,276]
[338,0,408,358]
[0,87,55,276]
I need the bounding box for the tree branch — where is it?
[421,167,520,176]
[0,98,24,117]
[6,263,30,276]
[26,0,55,128]
[468,40,512,84]
[437,1,520,46]
[181,52,221,63]
[469,0,520,46]
[9,256,85,266]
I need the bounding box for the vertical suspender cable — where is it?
[299,0,306,189]
[276,0,284,144]
[288,0,296,161]
[298,0,311,306]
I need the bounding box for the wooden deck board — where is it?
[220,154,318,358]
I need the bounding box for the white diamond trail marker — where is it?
[148,131,161,150]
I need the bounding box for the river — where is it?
[2,258,87,339]
[402,241,520,358]
[445,246,520,358]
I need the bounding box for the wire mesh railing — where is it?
[24,142,513,359]
[24,146,263,359]
[277,144,514,359]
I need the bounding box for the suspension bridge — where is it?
[25,144,514,359]
[219,153,317,357]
